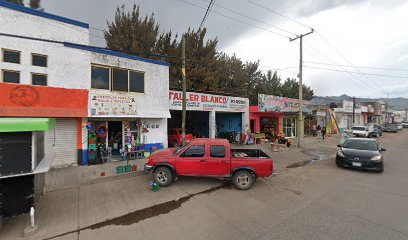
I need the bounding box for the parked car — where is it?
[351,125,373,138]
[168,128,193,147]
[336,137,385,173]
[397,123,403,130]
[402,121,408,128]
[383,124,398,133]
[373,125,382,137]
[145,138,274,190]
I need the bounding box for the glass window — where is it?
[32,54,47,67]
[129,71,144,93]
[112,68,128,91]
[91,66,110,90]
[32,73,47,86]
[181,145,205,158]
[2,70,20,83]
[343,139,378,151]
[283,117,296,137]
[3,49,20,64]
[210,146,225,158]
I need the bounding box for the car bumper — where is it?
[336,157,382,170]
[144,164,154,173]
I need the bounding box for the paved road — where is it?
[68,130,408,240]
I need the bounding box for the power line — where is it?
[305,61,408,72]
[175,0,292,39]
[245,0,312,30]
[199,0,216,29]
[200,0,297,36]
[304,66,408,79]
[90,26,105,32]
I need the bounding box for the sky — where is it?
[38,0,408,98]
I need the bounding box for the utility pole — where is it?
[181,36,187,145]
[290,29,313,148]
[352,97,356,125]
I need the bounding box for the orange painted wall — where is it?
[0,83,88,117]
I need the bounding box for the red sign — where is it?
[0,83,88,117]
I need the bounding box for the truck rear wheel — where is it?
[154,167,173,187]
[232,170,254,190]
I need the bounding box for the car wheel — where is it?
[154,167,174,187]
[335,158,342,167]
[232,170,254,190]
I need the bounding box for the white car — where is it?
[397,124,403,130]
[402,122,408,128]
[351,126,370,137]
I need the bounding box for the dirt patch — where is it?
[283,187,302,195]
[43,183,231,240]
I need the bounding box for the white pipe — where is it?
[30,207,35,227]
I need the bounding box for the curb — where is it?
[86,171,148,185]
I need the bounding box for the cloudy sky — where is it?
[40,0,408,98]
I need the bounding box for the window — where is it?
[112,68,128,91]
[210,146,225,158]
[283,117,296,137]
[2,49,20,64]
[32,73,47,86]
[181,145,205,158]
[129,71,145,93]
[2,70,20,83]
[91,66,110,90]
[32,54,47,67]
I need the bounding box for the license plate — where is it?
[352,162,362,167]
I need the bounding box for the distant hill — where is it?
[311,95,408,111]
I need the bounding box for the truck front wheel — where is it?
[154,167,174,187]
[232,170,254,190]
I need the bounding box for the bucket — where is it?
[124,164,132,172]
[131,165,138,171]
[116,166,124,174]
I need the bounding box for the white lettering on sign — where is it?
[169,90,248,112]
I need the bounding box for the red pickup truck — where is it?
[145,138,274,190]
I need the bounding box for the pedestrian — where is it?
[312,124,317,137]
[322,126,326,140]
[316,125,321,139]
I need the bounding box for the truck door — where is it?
[175,145,206,176]
[205,144,230,177]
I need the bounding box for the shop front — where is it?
[249,106,283,135]
[0,83,88,168]
[86,92,170,165]
[168,90,249,145]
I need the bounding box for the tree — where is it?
[6,0,24,5]
[280,78,314,100]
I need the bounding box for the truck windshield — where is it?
[173,143,190,155]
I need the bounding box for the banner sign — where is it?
[90,93,137,116]
[258,94,289,112]
[258,94,311,112]
[343,100,354,112]
[169,90,248,112]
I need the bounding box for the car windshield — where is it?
[352,127,366,131]
[173,143,190,155]
[343,139,378,151]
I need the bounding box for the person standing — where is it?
[322,126,326,140]
[312,124,317,137]
[316,125,321,139]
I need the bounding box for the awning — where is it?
[0,118,56,132]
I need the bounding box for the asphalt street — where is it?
[69,130,408,240]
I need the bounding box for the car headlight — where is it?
[371,155,382,161]
[337,151,345,158]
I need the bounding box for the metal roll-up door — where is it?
[45,119,77,168]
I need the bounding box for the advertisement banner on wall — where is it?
[90,93,137,116]
[343,100,354,112]
[169,90,248,112]
[258,94,289,112]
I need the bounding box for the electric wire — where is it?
[199,0,216,29]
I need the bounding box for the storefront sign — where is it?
[0,83,88,117]
[258,94,289,112]
[90,93,137,116]
[169,90,248,112]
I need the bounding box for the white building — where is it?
[0,2,170,167]
[334,100,364,130]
